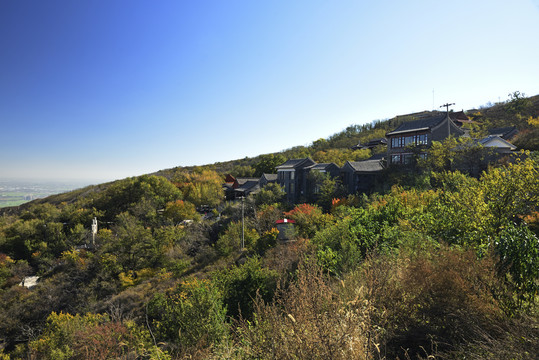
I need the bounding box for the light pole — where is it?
[241,196,245,249]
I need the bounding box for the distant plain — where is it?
[0,179,91,208]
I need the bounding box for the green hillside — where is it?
[0,94,538,359]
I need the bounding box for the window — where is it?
[391,155,401,164]
[391,133,428,148]
[403,154,413,164]
[290,171,295,180]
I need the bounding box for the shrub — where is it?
[147,278,228,353]
[214,257,278,320]
[237,260,378,359]
[28,312,159,360]
[215,221,259,256]
[495,223,539,312]
[283,203,332,239]
[361,246,505,359]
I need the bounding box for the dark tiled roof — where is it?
[386,113,447,135]
[261,173,278,181]
[367,138,387,145]
[236,178,260,186]
[351,138,388,150]
[487,126,518,139]
[449,111,469,121]
[346,160,384,172]
[477,136,516,149]
[368,153,386,160]
[235,181,260,192]
[275,157,315,170]
[307,163,337,171]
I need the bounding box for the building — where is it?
[341,159,384,194]
[386,112,464,165]
[259,173,278,187]
[477,135,517,154]
[487,126,519,140]
[351,138,388,151]
[275,157,316,203]
[305,162,341,200]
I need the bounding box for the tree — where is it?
[505,91,531,115]
[215,221,259,256]
[254,182,285,206]
[95,175,182,221]
[283,204,332,239]
[164,200,200,223]
[423,136,494,176]
[173,170,224,208]
[148,279,228,350]
[101,212,164,272]
[312,148,370,167]
[214,257,278,319]
[254,154,286,177]
[495,223,539,311]
[230,165,255,178]
[306,172,346,212]
[28,312,162,360]
[481,155,539,231]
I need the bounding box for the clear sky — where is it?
[1,0,539,183]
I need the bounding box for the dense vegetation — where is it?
[0,94,538,359]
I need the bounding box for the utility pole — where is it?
[440,102,455,136]
[440,102,455,114]
[241,197,245,250]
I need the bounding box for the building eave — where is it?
[386,127,430,136]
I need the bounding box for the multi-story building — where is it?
[386,112,464,165]
[275,157,316,203]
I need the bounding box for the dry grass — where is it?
[228,244,538,360]
[236,259,381,360]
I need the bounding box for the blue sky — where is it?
[1,0,539,183]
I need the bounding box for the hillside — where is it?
[0,94,538,359]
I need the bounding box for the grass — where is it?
[0,192,48,208]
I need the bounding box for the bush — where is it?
[237,260,378,359]
[361,246,505,359]
[214,257,278,320]
[147,278,228,353]
[28,312,160,360]
[495,223,539,312]
[283,203,332,239]
[215,221,259,256]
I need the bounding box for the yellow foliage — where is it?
[61,249,87,268]
[119,271,136,288]
[0,254,14,266]
[173,169,224,207]
[119,268,157,288]
[527,115,539,128]
[312,148,371,167]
